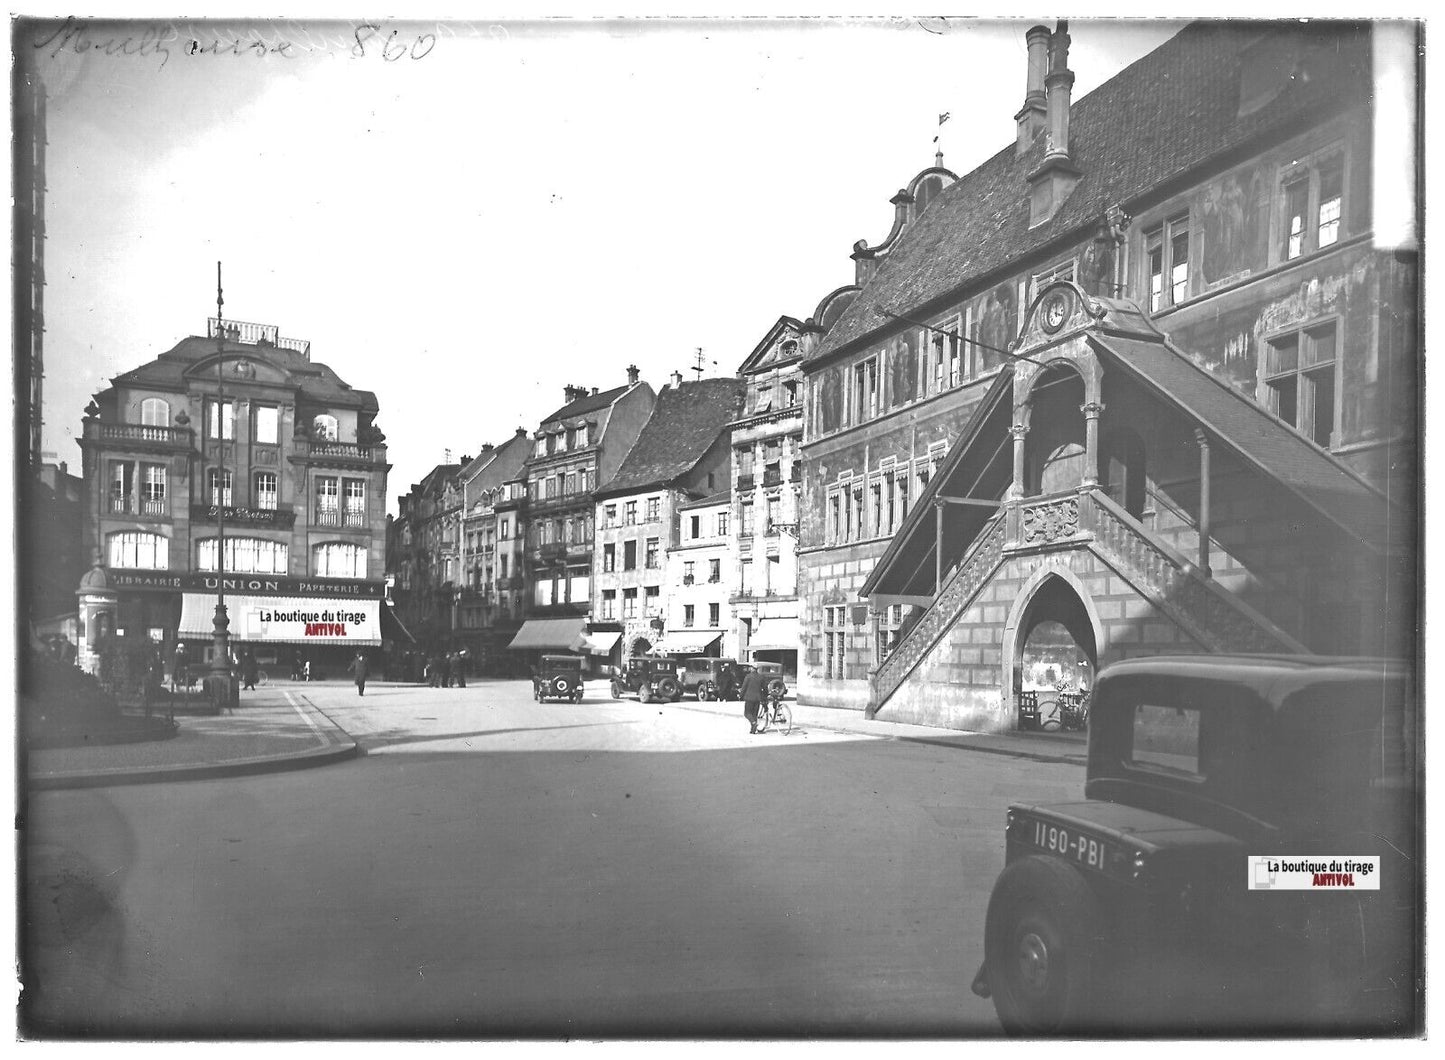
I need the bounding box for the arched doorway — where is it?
[1024,364,1087,496]
[1010,573,1099,724]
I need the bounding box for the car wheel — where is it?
[656,676,680,702]
[984,855,1105,1035]
[552,675,573,698]
[766,678,787,700]
[610,680,621,700]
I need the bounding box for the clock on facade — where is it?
[1040,289,1070,334]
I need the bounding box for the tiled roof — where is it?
[112,334,379,409]
[595,378,746,498]
[461,433,531,493]
[812,21,1371,363]
[541,382,635,425]
[679,489,733,511]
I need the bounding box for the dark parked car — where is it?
[736,660,787,700]
[680,657,741,700]
[609,656,682,703]
[973,655,1419,1036]
[533,654,587,703]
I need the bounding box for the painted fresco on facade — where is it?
[972,281,1016,370]
[1198,165,1266,289]
[890,332,918,406]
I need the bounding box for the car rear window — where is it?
[1131,703,1202,777]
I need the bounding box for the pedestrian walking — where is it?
[439,652,453,689]
[172,642,189,693]
[452,650,467,688]
[348,651,369,696]
[303,658,312,682]
[240,649,259,691]
[739,665,768,735]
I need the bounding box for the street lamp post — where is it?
[210,261,237,711]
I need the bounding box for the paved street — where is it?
[22,679,1079,1037]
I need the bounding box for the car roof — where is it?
[1097,654,1410,710]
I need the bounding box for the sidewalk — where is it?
[671,696,1088,765]
[24,686,360,791]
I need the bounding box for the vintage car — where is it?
[609,656,682,703]
[680,657,742,700]
[972,655,1419,1036]
[532,654,587,703]
[736,660,788,700]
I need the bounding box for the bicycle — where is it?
[1039,689,1089,732]
[755,689,793,735]
[256,670,270,687]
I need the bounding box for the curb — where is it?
[26,695,361,791]
[673,700,1087,765]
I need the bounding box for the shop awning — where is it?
[507,617,587,651]
[747,617,799,651]
[577,630,622,656]
[653,631,722,655]
[381,603,416,644]
[178,594,382,646]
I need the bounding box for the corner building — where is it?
[75,318,390,676]
[799,21,1417,727]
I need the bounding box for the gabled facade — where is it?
[506,370,657,662]
[75,318,391,676]
[728,317,811,680]
[799,21,1417,727]
[591,375,746,664]
[388,460,463,661]
[456,428,532,672]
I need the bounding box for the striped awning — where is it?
[178,593,381,646]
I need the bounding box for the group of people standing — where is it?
[424,651,469,688]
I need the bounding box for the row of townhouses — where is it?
[389,19,1414,730]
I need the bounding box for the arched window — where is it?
[197,537,289,574]
[108,531,169,570]
[140,398,170,427]
[313,542,367,579]
[312,414,339,442]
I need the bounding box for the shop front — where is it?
[93,570,386,681]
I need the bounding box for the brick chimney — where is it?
[1025,19,1082,228]
[626,365,640,385]
[1015,24,1050,156]
[671,370,684,387]
[564,384,589,402]
[515,426,528,437]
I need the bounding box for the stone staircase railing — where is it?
[871,512,1009,707]
[1081,488,1305,653]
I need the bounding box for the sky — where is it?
[19,15,1185,500]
